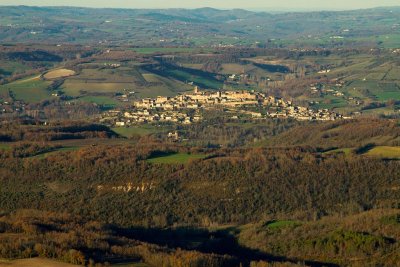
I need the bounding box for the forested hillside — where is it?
[0,130,399,265]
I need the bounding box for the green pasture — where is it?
[112,125,162,137]
[0,61,30,76]
[0,77,52,103]
[77,96,120,107]
[164,69,222,89]
[62,81,129,96]
[0,143,11,150]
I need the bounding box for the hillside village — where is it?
[101,86,346,126]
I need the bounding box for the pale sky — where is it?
[0,0,399,11]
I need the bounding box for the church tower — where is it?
[194,86,199,94]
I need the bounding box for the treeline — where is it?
[0,121,116,142]
[0,44,97,59]
[27,100,102,120]
[157,48,386,65]
[0,142,61,158]
[0,100,102,120]
[268,118,400,148]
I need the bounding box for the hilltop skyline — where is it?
[1,0,400,11]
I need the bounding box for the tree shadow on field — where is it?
[112,225,339,267]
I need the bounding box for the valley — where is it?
[0,5,399,267]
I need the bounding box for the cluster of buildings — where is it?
[310,84,344,97]
[133,86,276,109]
[0,100,25,116]
[108,109,201,126]
[309,82,365,108]
[102,86,345,126]
[269,106,344,121]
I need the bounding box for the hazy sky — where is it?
[0,0,399,11]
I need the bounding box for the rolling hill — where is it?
[0,6,399,47]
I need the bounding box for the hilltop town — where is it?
[101,87,346,126]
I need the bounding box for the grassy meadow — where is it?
[112,125,164,137]
[0,76,52,103]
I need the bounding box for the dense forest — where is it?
[0,121,117,142]
[1,144,399,226]
[0,128,399,265]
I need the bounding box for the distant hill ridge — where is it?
[0,6,399,47]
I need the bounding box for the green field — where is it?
[77,96,120,107]
[365,146,400,159]
[160,68,223,90]
[147,153,206,164]
[62,81,130,96]
[307,54,400,108]
[375,83,400,101]
[356,34,400,49]
[112,125,162,137]
[0,61,31,76]
[264,220,301,230]
[0,76,52,103]
[0,143,11,150]
[139,73,192,98]
[60,67,192,99]
[71,68,141,83]
[311,96,348,110]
